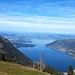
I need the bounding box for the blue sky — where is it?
[0,0,75,34]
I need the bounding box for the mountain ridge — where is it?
[0,36,33,67]
[46,39,75,57]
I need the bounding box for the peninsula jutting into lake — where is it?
[46,39,75,58]
[13,43,35,48]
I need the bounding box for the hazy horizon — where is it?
[0,0,75,35]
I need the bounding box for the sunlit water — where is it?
[18,39,75,72]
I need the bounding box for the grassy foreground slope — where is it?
[0,61,49,75]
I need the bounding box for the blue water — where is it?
[18,39,75,72]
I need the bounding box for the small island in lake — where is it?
[13,43,35,48]
[46,39,75,58]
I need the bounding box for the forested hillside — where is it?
[0,36,33,67]
[46,39,75,57]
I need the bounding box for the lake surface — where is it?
[18,39,75,72]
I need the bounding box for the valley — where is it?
[1,32,75,72]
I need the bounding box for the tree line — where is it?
[43,65,74,75]
[0,52,74,75]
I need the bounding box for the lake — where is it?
[18,39,75,72]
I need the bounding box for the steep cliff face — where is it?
[0,36,33,67]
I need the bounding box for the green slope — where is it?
[0,36,33,67]
[0,61,49,75]
[46,39,75,57]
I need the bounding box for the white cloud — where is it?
[38,0,75,17]
[0,0,75,34]
[0,14,75,26]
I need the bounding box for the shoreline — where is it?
[46,45,74,59]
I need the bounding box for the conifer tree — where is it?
[67,65,73,75]
[0,52,5,61]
